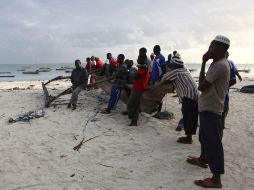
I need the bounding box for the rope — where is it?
[164,94,168,111]
[82,109,99,139]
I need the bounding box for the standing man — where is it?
[226,51,242,82]
[85,57,92,73]
[151,45,166,112]
[95,57,104,70]
[68,59,88,110]
[151,45,166,83]
[187,35,230,188]
[162,54,199,144]
[101,53,118,76]
[90,56,96,69]
[166,53,172,70]
[150,53,155,71]
[126,59,138,85]
[127,52,150,126]
[173,50,178,57]
[139,47,151,68]
[101,54,128,114]
[222,51,242,130]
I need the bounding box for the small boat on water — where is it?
[56,66,73,71]
[0,72,12,74]
[237,69,251,73]
[23,70,39,74]
[56,68,65,71]
[38,68,51,72]
[17,66,31,71]
[0,75,15,78]
[65,69,72,73]
[39,67,51,69]
[189,69,197,72]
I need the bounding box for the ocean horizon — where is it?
[0,63,254,82]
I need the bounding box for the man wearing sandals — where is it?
[187,35,230,188]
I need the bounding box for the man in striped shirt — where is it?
[162,54,199,144]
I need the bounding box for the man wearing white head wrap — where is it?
[187,35,230,188]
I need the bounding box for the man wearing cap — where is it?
[162,54,199,144]
[187,35,230,188]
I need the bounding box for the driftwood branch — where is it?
[45,76,71,85]
[97,163,114,168]
[43,77,113,107]
[73,136,100,152]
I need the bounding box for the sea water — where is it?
[184,63,254,79]
[0,63,254,82]
[0,63,72,82]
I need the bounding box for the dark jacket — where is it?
[113,63,128,89]
[71,67,88,87]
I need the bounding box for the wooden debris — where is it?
[42,77,113,108]
[45,76,71,85]
[73,136,100,152]
[97,163,114,168]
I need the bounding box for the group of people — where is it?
[67,35,241,188]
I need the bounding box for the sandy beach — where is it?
[0,79,253,190]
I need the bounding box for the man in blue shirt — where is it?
[101,54,128,114]
[151,45,166,83]
[222,51,242,130]
[151,45,166,112]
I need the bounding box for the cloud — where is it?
[0,0,254,64]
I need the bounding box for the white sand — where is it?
[0,79,253,190]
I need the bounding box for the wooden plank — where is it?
[44,77,113,107]
[41,82,51,107]
[141,83,173,113]
[95,75,174,114]
[45,76,71,85]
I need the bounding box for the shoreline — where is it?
[0,79,253,189]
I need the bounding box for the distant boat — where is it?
[56,66,73,71]
[0,72,12,74]
[39,67,51,70]
[0,75,15,78]
[237,69,251,73]
[17,66,31,71]
[189,69,197,72]
[23,70,39,74]
[38,68,51,72]
[56,68,66,71]
[65,69,72,73]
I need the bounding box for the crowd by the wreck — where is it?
[68,35,242,188]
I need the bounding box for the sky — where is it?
[0,0,254,64]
